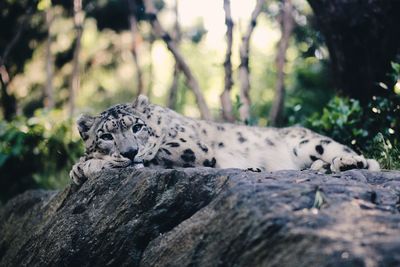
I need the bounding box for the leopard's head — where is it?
[77,95,154,163]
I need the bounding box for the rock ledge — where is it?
[1,168,400,266]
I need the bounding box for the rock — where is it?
[1,168,400,267]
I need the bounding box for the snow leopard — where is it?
[70,95,379,185]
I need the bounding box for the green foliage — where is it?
[286,58,335,125]
[306,97,366,148]
[303,95,400,169]
[368,133,400,170]
[0,111,83,202]
[0,0,46,77]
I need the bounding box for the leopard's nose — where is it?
[121,149,138,161]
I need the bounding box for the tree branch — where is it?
[238,0,264,124]
[167,0,181,110]
[0,12,30,66]
[220,0,235,122]
[0,67,17,121]
[268,0,294,126]
[0,7,32,120]
[143,0,211,120]
[128,0,145,96]
[44,7,55,109]
[68,0,84,117]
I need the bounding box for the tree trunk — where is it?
[268,0,294,126]
[238,0,264,124]
[128,0,145,96]
[69,0,83,117]
[147,35,155,99]
[220,0,235,123]
[168,66,179,109]
[0,8,29,120]
[0,67,17,121]
[143,0,211,120]
[44,8,55,110]
[307,0,400,103]
[167,0,181,110]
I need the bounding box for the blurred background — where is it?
[1,0,400,203]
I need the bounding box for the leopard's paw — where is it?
[69,163,87,185]
[310,159,331,174]
[330,155,368,172]
[366,159,380,171]
[103,154,132,168]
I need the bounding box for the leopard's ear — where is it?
[132,94,149,112]
[77,114,95,141]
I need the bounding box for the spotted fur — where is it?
[70,95,380,185]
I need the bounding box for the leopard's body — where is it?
[70,95,379,184]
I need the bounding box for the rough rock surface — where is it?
[1,168,400,267]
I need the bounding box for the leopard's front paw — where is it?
[310,159,331,173]
[330,155,368,172]
[246,167,263,172]
[103,154,132,168]
[69,163,87,185]
[366,159,380,171]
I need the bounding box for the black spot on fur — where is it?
[183,163,194,168]
[181,149,196,162]
[179,127,185,132]
[218,142,224,148]
[180,138,187,143]
[247,167,261,172]
[237,132,247,143]
[149,158,159,165]
[299,130,307,139]
[168,129,178,138]
[265,138,275,146]
[203,157,216,167]
[162,158,174,168]
[321,139,331,145]
[161,148,172,155]
[310,155,319,161]
[157,116,162,125]
[280,129,290,136]
[147,114,151,119]
[340,164,357,172]
[293,148,298,156]
[343,147,352,153]
[166,142,180,147]
[217,126,225,131]
[78,121,91,134]
[315,145,324,155]
[197,142,209,153]
[300,139,309,145]
[238,136,247,143]
[202,129,207,135]
[109,109,119,119]
[357,161,365,168]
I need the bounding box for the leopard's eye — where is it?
[132,124,143,133]
[100,133,113,141]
